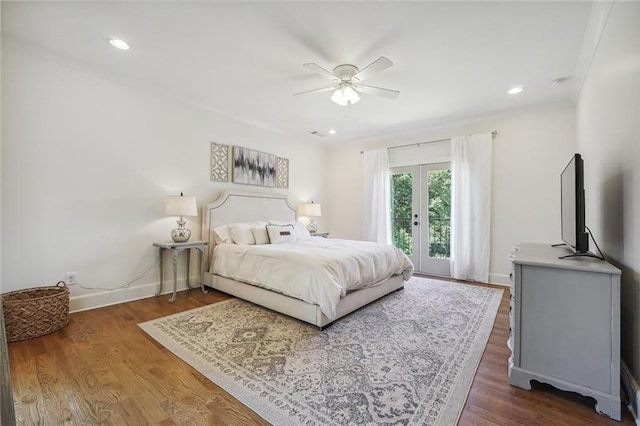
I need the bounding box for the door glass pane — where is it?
[427,169,451,258]
[391,173,413,255]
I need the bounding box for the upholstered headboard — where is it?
[201,190,296,271]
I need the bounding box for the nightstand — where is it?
[311,232,330,238]
[153,240,208,303]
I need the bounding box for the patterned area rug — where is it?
[139,277,502,425]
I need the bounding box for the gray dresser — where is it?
[508,243,621,420]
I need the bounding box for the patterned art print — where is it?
[140,277,502,425]
[232,146,277,187]
[276,157,289,189]
[210,142,229,182]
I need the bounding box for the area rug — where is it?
[139,277,503,425]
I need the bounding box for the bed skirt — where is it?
[204,273,405,328]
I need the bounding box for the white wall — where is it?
[575,1,640,390]
[326,104,576,284]
[1,45,326,311]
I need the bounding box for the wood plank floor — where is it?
[7,282,634,425]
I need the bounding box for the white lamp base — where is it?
[307,219,318,234]
[171,228,191,243]
[171,217,191,242]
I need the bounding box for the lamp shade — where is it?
[298,202,322,217]
[165,194,197,217]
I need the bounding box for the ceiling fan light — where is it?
[331,84,360,106]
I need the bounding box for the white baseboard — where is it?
[489,272,510,286]
[68,271,510,311]
[622,360,640,425]
[69,278,196,313]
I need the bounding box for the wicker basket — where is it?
[2,281,70,342]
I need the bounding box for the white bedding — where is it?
[211,238,414,320]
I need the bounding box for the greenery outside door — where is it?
[391,163,451,276]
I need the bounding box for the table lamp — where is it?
[165,192,197,242]
[298,202,322,233]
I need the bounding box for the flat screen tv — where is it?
[560,153,589,254]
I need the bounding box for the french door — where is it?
[390,163,452,276]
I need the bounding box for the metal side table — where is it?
[153,240,208,303]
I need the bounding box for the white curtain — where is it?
[363,148,391,244]
[450,133,493,282]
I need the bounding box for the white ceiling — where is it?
[2,1,594,144]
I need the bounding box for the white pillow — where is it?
[229,223,256,245]
[251,221,270,245]
[269,220,311,240]
[293,222,311,240]
[266,224,297,244]
[213,225,233,244]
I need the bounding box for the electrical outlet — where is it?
[65,272,77,285]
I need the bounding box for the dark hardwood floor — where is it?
[7,282,634,425]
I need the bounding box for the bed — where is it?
[202,190,414,328]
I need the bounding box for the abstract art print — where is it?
[232,146,277,187]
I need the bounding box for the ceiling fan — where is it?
[293,56,399,106]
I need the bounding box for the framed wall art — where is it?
[210,142,230,182]
[232,146,277,187]
[276,157,289,189]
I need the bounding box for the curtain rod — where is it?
[360,131,497,154]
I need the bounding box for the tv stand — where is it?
[550,243,605,260]
[509,243,621,420]
[558,251,605,260]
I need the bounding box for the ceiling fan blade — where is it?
[352,56,393,82]
[355,84,400,100]
[292,86,336,97]
[302,63,339,81]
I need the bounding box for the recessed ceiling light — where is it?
[328,129,337,135]
[108,37,130,50]
[508,86,524,95]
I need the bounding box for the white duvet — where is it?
[211,238,414,320]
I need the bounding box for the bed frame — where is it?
[201,190,405,328]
